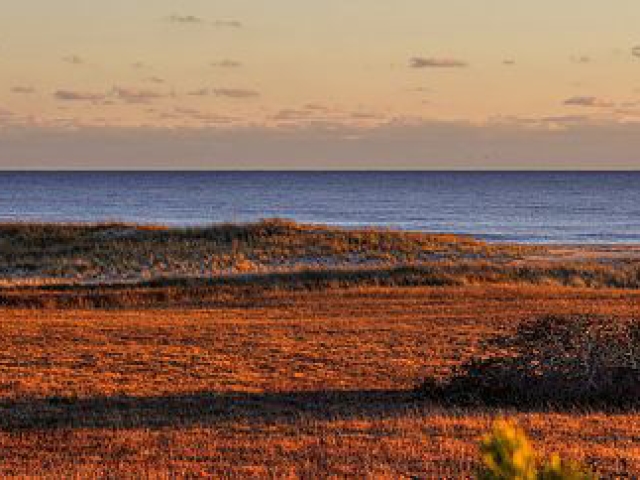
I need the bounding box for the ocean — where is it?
[0,171,638,244]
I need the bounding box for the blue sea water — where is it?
[0,171,638,244]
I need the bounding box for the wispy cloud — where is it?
[271,109,313,121]
[167,14,204,24]
[349,111,381,121]
[212,20,242,28]
[409,57,468,68]
[11,86,35,94]
[614,106,640,118]
[563,96,614,108]
[303,103,333,112]
[211,59,242,68]
[112,87,169,104]
[187,88,210,97]
[166,15,242,28]
[54,90,105,101]
[570,55,591,64]
[169,107,238,124]
[268,104,382,126]
[214,88,260,99]
[62,55,84,65]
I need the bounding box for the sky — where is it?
[1,1,640,169]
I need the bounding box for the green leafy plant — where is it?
[479,420,595,480]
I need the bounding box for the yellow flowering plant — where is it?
[479,420,595,480]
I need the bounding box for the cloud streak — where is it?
[563,96,614,108]
[112,87,170,104]
[11,86,35,94]
[187,88,210,97]
[167,14,204,24]
[211,59,242,68]
[62,55,84,65]
[213,20,242,28]
[54,90,105,101]
[570,55,591,64]
[214,88,260,99]
[409,57,468,68]
[166,15,242,27]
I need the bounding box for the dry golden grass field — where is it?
[1,285,640,478]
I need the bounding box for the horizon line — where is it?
[0,168,639,173]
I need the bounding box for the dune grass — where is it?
[1,260,640,309]
[1,219,638,310]
[0,219,534,285]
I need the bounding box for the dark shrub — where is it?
[419,315,640,407]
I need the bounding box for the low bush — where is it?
[419,315,640,407]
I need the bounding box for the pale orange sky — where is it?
[1,1,640,168]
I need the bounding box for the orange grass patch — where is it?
[1,285,639,477]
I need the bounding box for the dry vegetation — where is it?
[3,260,640,309]
[1,285,640,478]
[0,219,534,285]
[1,222,639,477]
[420,314,640,407]
[2,220,640,314]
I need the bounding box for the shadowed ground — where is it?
[0,390,420,431]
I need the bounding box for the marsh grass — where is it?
[1,287,639,477]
